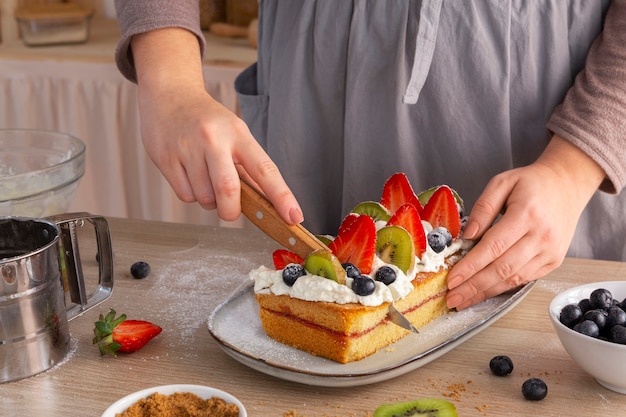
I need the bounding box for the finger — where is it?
[205,148,242,221]
[447,204,529,291]
[450,251,554,310]
[462,175,513,240]
[235,141,303,225]
[157,158,198,204]
[446,223,540,309]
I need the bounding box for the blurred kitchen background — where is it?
[0,0,258,227]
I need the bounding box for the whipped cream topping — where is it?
[250,220,473,307]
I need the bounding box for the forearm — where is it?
[131,28,207,96]
[547,0,626,194]
[536,135,605,204]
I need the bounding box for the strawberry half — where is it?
[272,249,304,270]
[93,309,162,356]
[387,203,427,258]
[328,214,377,275]
[420,185,461,238]
[337,213,360,236]
[380,172,423,215]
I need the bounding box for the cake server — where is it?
[240,178,419,333]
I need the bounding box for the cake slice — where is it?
[250,174,472,363]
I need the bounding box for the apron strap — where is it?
[403,0,443,104]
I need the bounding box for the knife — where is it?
[240,178,419,334]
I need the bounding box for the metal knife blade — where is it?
[387,304,419,333]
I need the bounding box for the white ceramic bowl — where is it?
[0,129,85,217]
[101,384,247,417]
[549,281,626,394]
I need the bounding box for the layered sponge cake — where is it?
[250,173,473,363]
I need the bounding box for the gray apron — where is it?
[236,0,626,261]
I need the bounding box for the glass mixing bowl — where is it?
[0,129,86,217]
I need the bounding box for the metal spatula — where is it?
[240,179,419,333]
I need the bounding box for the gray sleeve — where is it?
[547,0,626,194]
[113,0,206,83]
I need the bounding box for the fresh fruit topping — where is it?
[130,261,151,279]
[521,378,548,401]
[376,226,415,274]
[420,185,462,238]
[387,203,427,258]
[418,185,464,215]
[573,320,600,337]
[380,172,423,214]
[373,398,458,417]
[328,214,377,275]
[489,355,514,376]
[272,249,304,270]
[342,263,361,279]
[351,201,391,223]
[93,309,162,356]
[304,250,347,284]
[337,212,360,235]
[315,234,334,246]
[352,275,376,296]
[282,264,306,286]
[427,227,453,254]
[374,265,397,285]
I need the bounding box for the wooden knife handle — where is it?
[240,179,328,259]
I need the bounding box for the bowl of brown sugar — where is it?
[101,384,247,417]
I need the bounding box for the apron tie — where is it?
[403,0,443,104]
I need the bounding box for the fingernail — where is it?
[289,206,304,224]
[447,293,464,309]
[462,220,479,240]
[447,275,463,289]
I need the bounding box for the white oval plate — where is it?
[208,281,535,387]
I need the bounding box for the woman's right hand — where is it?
[131,28,303,225]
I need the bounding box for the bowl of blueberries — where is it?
[549,281,626,394]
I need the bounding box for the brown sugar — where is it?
[117,392,239,417]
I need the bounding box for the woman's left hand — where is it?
[446,136,605,310]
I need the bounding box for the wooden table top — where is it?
[2,217,626,416]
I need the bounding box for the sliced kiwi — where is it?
[304,249,347,284]
[373,398,458,417]
[315,234,334,246]
[376,226,415,274]
[351,201,392,222]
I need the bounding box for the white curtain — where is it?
[0,57,244,227]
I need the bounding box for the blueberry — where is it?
[559,304,583,328]
[352,275,376,296]
[583,309,607,331]
[589,288,613,310]
[605,306,626,329]
[130,261,151,279]
[573,320,600,338]
[489,355,514,376]
[578,298,592,314]
[342,263,361,279]
[427,227,452,253]
[522,378,548,401]
[609,325,626,344]
[282,264,306,286]
[375,266,397,285]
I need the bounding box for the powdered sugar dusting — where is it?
[139,249,258,347]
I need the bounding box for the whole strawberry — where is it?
[93,309,162,356]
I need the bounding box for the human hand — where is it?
[131,28,303,225]
[446,136,605,310]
